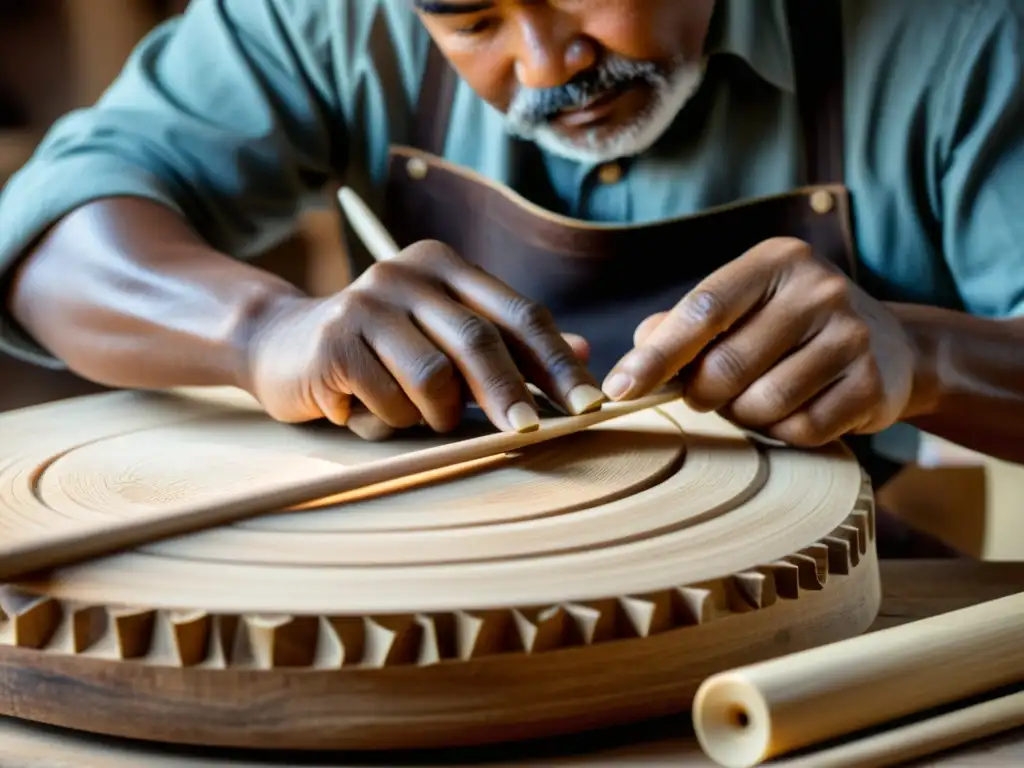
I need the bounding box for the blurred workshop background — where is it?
[0,0,1020,560]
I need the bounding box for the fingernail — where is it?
[506,402,540,433]
[602,372,635,401]
[566,384,606,415]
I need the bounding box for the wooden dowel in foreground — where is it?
[692,591,1024,767]
[776,689,1024,768]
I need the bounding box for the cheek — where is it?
[426,33,519,112]
[452,54,520,111]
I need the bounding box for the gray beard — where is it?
[503,53,707,165]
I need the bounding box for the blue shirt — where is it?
[1,0,1022,373]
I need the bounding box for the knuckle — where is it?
[479,371,525,402]
[811,275,851,309]
[701,344,748,391]
[322,291,368,336]
[539,344,583,380]
[374,375,407,403]
[399,239,462,270]
[407,352,456,396]
[840,319,872,355]
[748,378,792,419]
[455,312,503,355]
[328,335,369,379]
[506,296,555,336]
[354,261,407,294]
[682,289,729,329]
[761,237,813,265]
[850,359,883,402]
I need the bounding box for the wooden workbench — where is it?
[1,560,1021,767]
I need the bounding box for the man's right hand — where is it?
[244,239,605,438]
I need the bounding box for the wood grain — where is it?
[0,384,878,749]
[0,561,1019,766]
[0,385,680,582]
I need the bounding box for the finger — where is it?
[766,358,881,447]
[456,281,604,415]
[604,257,780,401]
[723,321,864,428]
[310,388,396,440]
[361,313,464,433]
[633,312,668,347]
[312,385,352,428]
[562,332,591,364]
[683,297,825,413]
[347,405,398,441]
[407,244,603,416]
[328,334,423,429]
[409,296,542,433]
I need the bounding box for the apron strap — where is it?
[784,0,846,185]
[412,39,457,156]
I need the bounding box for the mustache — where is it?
[506,55,669,126]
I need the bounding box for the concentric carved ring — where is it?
[0,387,879,750]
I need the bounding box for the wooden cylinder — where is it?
[692,592,1024,767]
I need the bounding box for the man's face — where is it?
[415,0,715,164]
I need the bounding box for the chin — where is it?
[506,59,708,166]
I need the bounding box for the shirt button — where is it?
[809,189,835,214]
[597,162,623,185]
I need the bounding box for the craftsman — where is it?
[0,1,1022,504]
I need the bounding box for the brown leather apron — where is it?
[373,0,962,558]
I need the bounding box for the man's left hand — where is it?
[602,237,918,446]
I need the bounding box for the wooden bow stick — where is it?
[0,384,682,582]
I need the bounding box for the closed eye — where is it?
[455,17,497,35]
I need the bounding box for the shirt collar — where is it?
[704,0,796,93]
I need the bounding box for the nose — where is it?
[512,13,597,90]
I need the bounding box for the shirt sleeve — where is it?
[0,0,347,366]
[935,1,1024,319]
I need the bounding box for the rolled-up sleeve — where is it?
[0,0,346,365]
[936,2,1024,319]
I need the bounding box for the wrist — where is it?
[230,283,310,396]
[886,302,943,421]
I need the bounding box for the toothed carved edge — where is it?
[0,473,875,670]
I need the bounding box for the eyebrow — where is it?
[413,1,494,14]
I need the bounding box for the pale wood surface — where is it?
[0,385,676,581]
[0,385,878,751]
[0,561,1020,766]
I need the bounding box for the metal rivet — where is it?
[809,189,835,214]
[406,157,429,180]
[597,162,623,185]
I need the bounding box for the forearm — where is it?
[5,197,304,391]
[893,302,1024,464]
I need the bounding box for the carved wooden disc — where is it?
[0,387,881,751]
